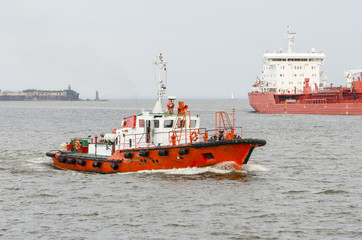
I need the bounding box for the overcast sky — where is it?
[1,0,362,99]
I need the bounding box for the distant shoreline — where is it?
[0,89,79,101]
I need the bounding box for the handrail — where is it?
[119,126,243,149]
[67,126,243,153]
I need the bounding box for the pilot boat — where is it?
[46,54,266,173]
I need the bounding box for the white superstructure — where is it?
[253,26,326,94]
[87,53,201,156]
[344,68,362,88]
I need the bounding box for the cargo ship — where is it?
[248,26,362,115]
[46,54,266,173]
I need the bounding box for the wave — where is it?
[316,189,348,195]
[26,157,50,164]
[243,164,269,172]
[125,162,269,176]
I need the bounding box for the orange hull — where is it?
[47,139,265,173]
[248,92,362,115]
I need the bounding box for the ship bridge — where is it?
[254,27,326,94]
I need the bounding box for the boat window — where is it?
[164,120,173,128]
[202,153,214,159]
[153,120,159,128]
[191,120,197,128]
[176,119,185,128]
[139,119,145,128]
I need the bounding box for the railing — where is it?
[68,107,242,152]
[67,125,243,155]
[302,99,327,104]
[120,131,149,149]
[197,127,242,142]
[168,128,200,145]
[115,127,243,150]
[215,111,234,136]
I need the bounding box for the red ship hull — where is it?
[47,139,266,174]
[248,92,362,115]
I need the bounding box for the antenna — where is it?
[285,25,296,53]
[152,53,168,113]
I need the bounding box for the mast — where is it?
[286,25,296,53]
[152,53,167,113]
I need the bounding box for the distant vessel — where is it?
[248,26,362,115]
[231,92,235,99]
[0,85,79,101]
[46,54,266,173]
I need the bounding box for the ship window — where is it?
[191,120,197,128]
[202,153,214,160]
[164,120,173,128]
[139,119,145,128]
[153,120,159,128]
[176,119,185,128]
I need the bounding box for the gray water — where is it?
[0,99,361,239]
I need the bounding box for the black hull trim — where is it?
[46,138,266,163]
[46,152,56,158]
[46,151,115,162]
[192,138,266,148]
[243,146,255,165]
[116,138,266,152]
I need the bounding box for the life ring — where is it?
[190,131,198,142]
[75,140,82,151]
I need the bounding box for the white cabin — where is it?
[87,54,201,156]
[253,26,326,94]
[116,108,200,150]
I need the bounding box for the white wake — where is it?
[134,162,269,175]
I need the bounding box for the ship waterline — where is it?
[249,91,362,115]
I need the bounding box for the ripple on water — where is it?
[1,100,362,240]
[316,189,349,195]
